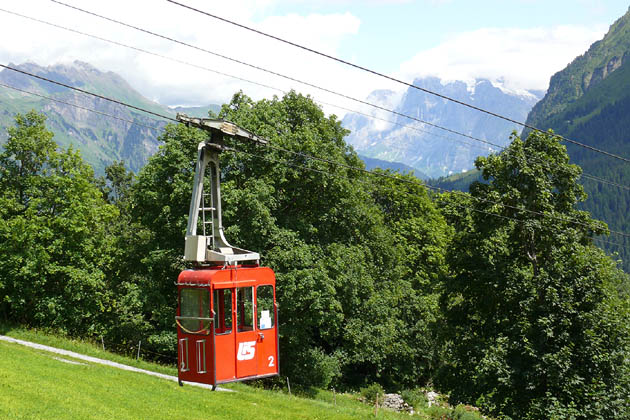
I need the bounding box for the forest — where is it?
[1,91,629,420]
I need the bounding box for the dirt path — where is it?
[0,335,232,392]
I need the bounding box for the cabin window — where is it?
[257,285,275,330]
[237,286,254,332]
[180,288,211,333]
[213,288,233,335]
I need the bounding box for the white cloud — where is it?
[0,0,370,111]
[0,0,612,122]
[276,0,413,4]
[397,24,608,93]
[259,12,360,54]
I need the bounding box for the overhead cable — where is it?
[0,6,491,154]
[166,0,630,164]
[0,64,177,123]
[0,8,284,99]
[3,62,627,235]
[580,173,630,191]
[0,82,163,131]
[0,62,624,241]
[43,2,630,173]
[231,146,624,238]
[593,237,627,249]
[47,0,507,149]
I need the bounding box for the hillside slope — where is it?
[0,328,485,420]
[359,154,428,180]
[522,7,630,270]
[0,61,219,173]
[525,7,630,130]
[434,8,630,271]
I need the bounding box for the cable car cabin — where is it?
[176,266,278,388]
[174,116,279,389]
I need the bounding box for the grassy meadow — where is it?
[0,327,476,420]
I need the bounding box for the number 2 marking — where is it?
[268,356,275,367]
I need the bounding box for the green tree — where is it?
[438,130,630,419]
[123,123,208,352]
[0,111,118,334]
[102,160,134,208]
[96,159,156,346]
[368,170,452,386]
[217,91,427,389]
[127,91,449,389]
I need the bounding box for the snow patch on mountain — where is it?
[342,76,543,179]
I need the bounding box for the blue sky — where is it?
[1,0,629,109]
[262,0,630,73]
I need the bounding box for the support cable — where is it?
[0,82,163,131]
[4,58,629,207]
[593,237,627,248]
[42,2,630,176]
[3,59,628,239]
[166,0,630,163]
[230,145,628,238]
[2,62,627,237]
[46,1,509,149]
[0,64,177,123]
[0,6,491,154]
[0,8,284,100]
[580,173,630,191]
[1,72,625,250]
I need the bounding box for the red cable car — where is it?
[175,116,279,389]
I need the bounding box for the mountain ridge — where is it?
[0,61,220,173]
[359,154,428,180]
[342,76,542,178]
[0,61,451,179]
[525,6,630,131]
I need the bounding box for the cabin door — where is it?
[213,287,236,382]
[235,286,258,378]
[255,284,278,376]
[177,287,214,385]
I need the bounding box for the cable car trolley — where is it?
[175,115,279,389]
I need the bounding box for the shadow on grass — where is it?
[249,377,320,399]
[293,386,319,399]
[0,320,16,335]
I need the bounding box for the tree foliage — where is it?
[0,111,117,334]
[218,92,452,389]
[1,104,629,419]
[438,130,630,419]
[121,91,450,389]
[119,123,208,351]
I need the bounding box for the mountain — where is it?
[519,7,630,271]
[0,60,425,179]
[359,154,428,179]
[0,61,219,173]
[342,77,542,179]
[171,104,221,118]
[525,8,630,133]
[428,168,479,192]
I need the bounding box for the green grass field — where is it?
[0,327,486,420]
[0,329,414,420]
